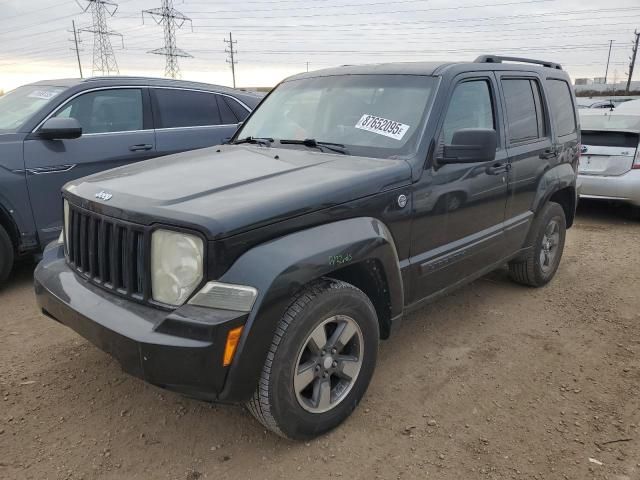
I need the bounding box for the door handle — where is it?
[129,144,153,152]
[540,148,558,159]
[486,162,510,175]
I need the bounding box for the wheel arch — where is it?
[216,217,404,402]
[0,202,19,250]
[531,163,577,228]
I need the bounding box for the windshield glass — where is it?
[0,85,65,132]
[581,114,640,132]
[237,74,438,159]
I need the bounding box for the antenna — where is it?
[143,0,193,79]
[77,0,122,76]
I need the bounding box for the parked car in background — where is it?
[577,98,617,110]
[578,111,640,213]
[0,77,262,286]
[613,98,640,113]
[35,55,579,439]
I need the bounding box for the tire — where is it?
[247,278,379,440]
[0,224,14,288]
[508,201,566,287]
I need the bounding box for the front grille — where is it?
[66,203,150,302]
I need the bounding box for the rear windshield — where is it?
[0,85,65,132]
[581,130,639,148]
[580,114,640,132]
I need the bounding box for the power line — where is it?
[224,32,237,88]
[143,0,193,79]
[77,0,122,76]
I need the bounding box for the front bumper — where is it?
[578,169,640,207]
[34,243,246,401]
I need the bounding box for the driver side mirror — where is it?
[438,128,497,165]
[38,117,82,140]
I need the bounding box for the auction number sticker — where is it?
[28,89,63,100]
[355,114,410,141]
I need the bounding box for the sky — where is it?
[1,0,639,92]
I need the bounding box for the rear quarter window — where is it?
[546,79,577,136]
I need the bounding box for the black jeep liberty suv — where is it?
[35,55,579,440]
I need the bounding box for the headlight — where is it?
[151,229,204,306]
[63,199,69,248]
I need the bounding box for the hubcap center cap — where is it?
[323,356,334,369]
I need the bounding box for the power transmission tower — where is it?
[626,30,639,94]
[70,20,84,78]
[143,0,193,79]
[224,32,237,88]
[77,0,122,76]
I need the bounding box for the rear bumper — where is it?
[578,169,640,206]
[34,243,247,401]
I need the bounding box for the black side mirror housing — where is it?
[38,117,83,140]
[439,128,497,164]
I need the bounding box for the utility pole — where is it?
[71,20,83,78]
[604,40,613,84]
[626,30,639,94]
[224,32,237,88]
[77,0,122,76]
[306,61,309,72]
[143,0,192,79]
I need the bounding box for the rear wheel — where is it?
[247,278,379,440]
[0,224,14,288]
[509,201,566,287]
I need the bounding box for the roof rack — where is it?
[474,55,562,70]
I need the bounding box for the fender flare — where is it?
[216,216,403,402]
[531,163,576,218]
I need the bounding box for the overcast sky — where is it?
[1,0,639,92]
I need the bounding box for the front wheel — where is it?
[508,201,566,287]
[247,279,379,440]
[0,224,14,288]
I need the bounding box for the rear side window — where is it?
[502,79,545,144]
[55,89,143,134]
[216,95,238,124]
[154,89,221,128]
[442,80,494,144]
[223,96,250,122]
[546,79,577,136]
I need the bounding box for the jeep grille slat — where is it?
[65,203,147,302]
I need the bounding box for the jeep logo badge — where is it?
[95,191,113,201]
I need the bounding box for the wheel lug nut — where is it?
[323,372,328,378]
[315,365,321,371]
[321,350,326,356]
[332,361,337,368]
[331,348,337,355]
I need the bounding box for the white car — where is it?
[579,112,640,211]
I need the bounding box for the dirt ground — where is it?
[1,200,639,480]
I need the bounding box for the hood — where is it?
[66,144,412,239]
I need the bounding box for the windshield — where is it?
[237,74,438,159]
[581,114,640,132]
[0,85,65,132]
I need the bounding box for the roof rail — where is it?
[474,55,562,70]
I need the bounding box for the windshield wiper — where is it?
[279,138,349,155]
[233,136,274,146]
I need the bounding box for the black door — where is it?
[409,74,509,303]
[495,73,554,249]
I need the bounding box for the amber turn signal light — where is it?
[223,326,244,367]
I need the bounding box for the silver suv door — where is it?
[151,88,246,156]
[24,87,155,246]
